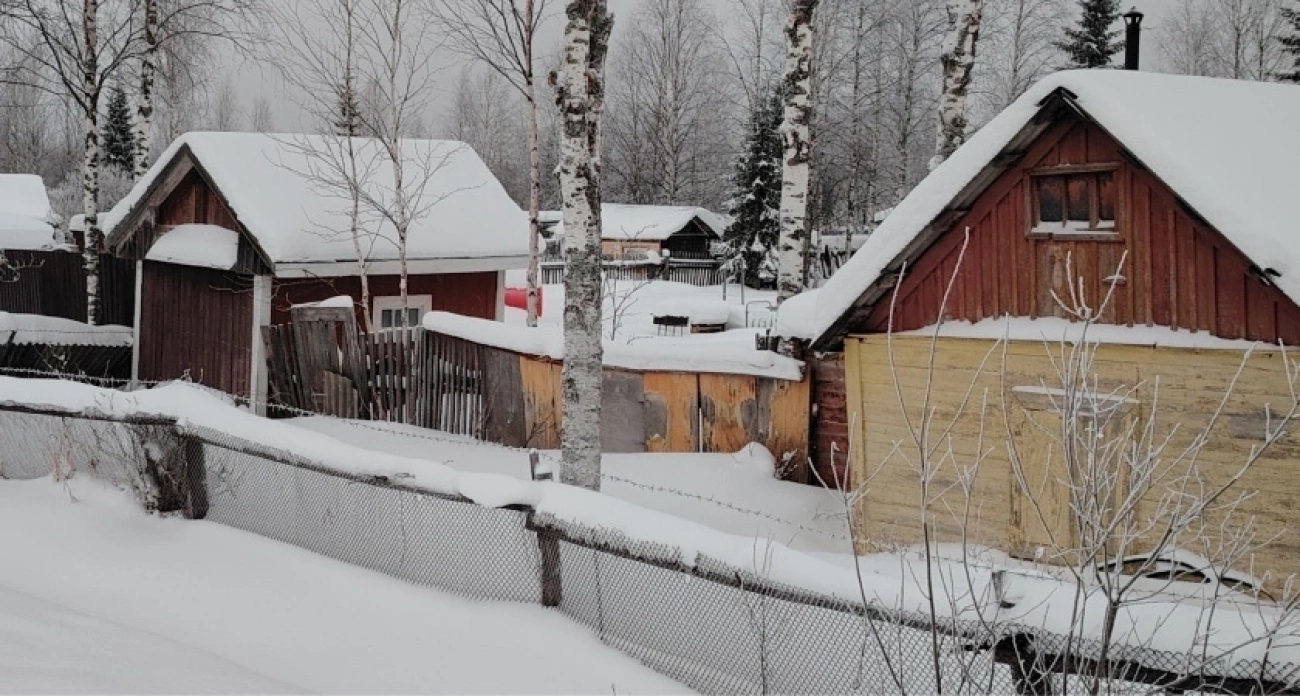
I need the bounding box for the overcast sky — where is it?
[224,0,1178,134]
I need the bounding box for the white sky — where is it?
[223,0,1177,135]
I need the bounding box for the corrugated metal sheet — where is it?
[0,250,135,326]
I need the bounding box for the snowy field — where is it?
[503,275,779,348]
[0,477,686,694]
[287,417,851,556]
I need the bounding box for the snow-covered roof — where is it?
[553,204,727,241]
[145,224,239,271]
[0,174,58,250]
[103,132,528,271]
[808,70,1300,347]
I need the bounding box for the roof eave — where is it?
[809,93,1069,351]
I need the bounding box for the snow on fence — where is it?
[0,388,1296,695]
[0,312,132,383]
[262,308,811,477]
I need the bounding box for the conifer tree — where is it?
[1279,3,1300,82]
[102,86,136,174]
[1056,0,1123,68]
[725,85,783,288]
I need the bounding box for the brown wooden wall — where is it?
[138,261,253,396]
[0,251,135,326]
[157,170,239,230]
[270,272,499,328]
[810,353,849,487]
[861,117,1300,346]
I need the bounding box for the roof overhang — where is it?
[810,89,1077,351]
[273,254,528,279]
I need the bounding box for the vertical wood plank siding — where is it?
[0,251,136,325]
[270,272,500,328]
[857,118,1300,346]
[138,261,253,396]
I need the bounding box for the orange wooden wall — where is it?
[862,117,1300,345]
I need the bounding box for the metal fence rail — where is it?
[1,398,1297,695]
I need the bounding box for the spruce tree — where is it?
[725,85,784,288]
[102,87,136,174]
[335,81,361,137]
[1278,4,1300,82]
[1056,0,1124,68]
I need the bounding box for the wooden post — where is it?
[528,450,561,607]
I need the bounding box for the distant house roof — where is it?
[104,132,528,275]
[807,70,1300,348]
[0,174,58,250]
[551,204,727,242]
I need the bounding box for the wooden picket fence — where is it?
[261,306,811,478]
[263,307,488,437]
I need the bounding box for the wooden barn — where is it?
[551,204,725,259]
[102,132,527,406]
[787,70,1300,580]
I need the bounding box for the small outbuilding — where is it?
[103,132,527,403]
[788,70,1300,581]
[549,204,726,259]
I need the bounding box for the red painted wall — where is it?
[138,261,253,396]
[270,272,500,328]
[858,117,1300,345]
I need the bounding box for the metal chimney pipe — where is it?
[1123,8,1144,71]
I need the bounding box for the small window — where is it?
[373,295,432,329]
[1031,168,1117,236]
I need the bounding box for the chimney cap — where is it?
[1123,7,1145,24]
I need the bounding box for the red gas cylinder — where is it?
[504,286,543,316]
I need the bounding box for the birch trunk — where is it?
[525,0,542,327]
[83,0,102,325]
[134,0,158,180]
[775,0,817,304]
[931,0,985,170]
[556,0,612,491]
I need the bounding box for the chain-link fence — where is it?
[1,401,1297,695]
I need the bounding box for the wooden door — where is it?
[1008,386,1137,564]
[1008,392,1077,561]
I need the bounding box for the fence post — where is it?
[139,425,209,519]
[529,450,562,607]
[994,634,1055,696]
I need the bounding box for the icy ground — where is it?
[0,477,687,694]
[287,417,852,555]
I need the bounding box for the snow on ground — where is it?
[502,277,779,344]
[0,477,687,694]
[7,377,1300,672]
[287,417,851,555]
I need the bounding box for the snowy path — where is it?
[0,478,688,694]
[286,417,852,556]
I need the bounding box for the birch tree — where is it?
[273,0,381,330]
[552,0,613,490]
[0,0,144,324]
[431,0,548,327]
[775,0,818,303]
[930,0,985,170]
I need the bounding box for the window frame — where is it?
[1026,163,1122,242]
[373,294,433,329]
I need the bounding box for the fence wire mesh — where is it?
[2,402,1298,695]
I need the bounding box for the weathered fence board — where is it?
[520,358,562,449]
[642,372,699,453]
[699,373,758,454]
[262,319,810,478]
